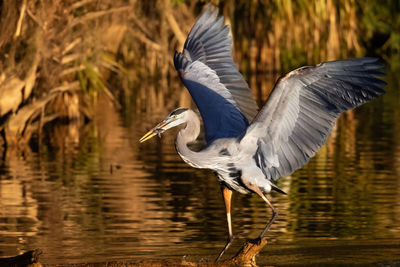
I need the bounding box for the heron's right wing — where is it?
[174,5,258,144]
[240,58,386,181]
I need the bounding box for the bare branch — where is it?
[69,0,95,11]
[62,38,82,55]
[70,6,132,27]
[14,0,27,39]
[166,13,186,50]
[132,31,162,51]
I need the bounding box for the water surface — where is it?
[0,69,399,266]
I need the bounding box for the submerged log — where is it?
[0,249,42,267]
[0,239,268,267]
[225,238,268,266]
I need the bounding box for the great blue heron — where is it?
[140,4,386,260]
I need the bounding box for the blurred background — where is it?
[0,0,399,265]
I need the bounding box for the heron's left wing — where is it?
[174,5,258,144]
[239,58,386,181]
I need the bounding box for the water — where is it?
[0,70,400,266]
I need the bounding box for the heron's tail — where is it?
[271,184,287,195]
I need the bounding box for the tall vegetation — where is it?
[0,0,398,153]
[224,0,399,74]
[0,0,131,150]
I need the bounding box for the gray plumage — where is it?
[140,4,386,260]
[174,5,258,144]
[175,5,258,123]
[241,58,386,182]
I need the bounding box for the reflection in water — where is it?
[1,71,400,265]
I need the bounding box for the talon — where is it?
[246,237,263,246]
[216,235,234,262]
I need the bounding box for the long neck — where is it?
[175,110,204,168]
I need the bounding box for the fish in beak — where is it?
[139,121,168,143]
[139,110,187,143]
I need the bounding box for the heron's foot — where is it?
[245,236,267,246]
[215,235,234,262]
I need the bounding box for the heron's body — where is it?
[140,4,386,260]
[176,123,270,195]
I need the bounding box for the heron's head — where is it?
[139,108,189,143]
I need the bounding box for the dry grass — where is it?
[0,0,396,151]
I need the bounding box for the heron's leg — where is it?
[216,185,234,261]
[258,194,278,239]
[242,181,278,240]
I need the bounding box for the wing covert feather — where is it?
[174,4,258,144]
[240,57,386,181]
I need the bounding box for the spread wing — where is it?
[240,57,386,181]
[174,4,258,144]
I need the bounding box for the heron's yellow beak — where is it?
[139,130,157,143]
[140,112,186,143]
[139,120,169,143]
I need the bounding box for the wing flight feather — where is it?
[174,5,258,144]
[240,57,386,181]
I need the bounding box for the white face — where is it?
[139,108,188,143]
[162,115,185,131]
[162,109,188,129]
